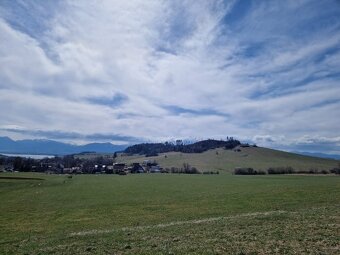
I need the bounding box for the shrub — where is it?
[266,167,332,175]
[308,168,318,174]
[183,163,200,174]
[160,168,169,173]
[145,152,158,157]
[330,167,340,175]
[234,167,254,175]
[267,167,295,174]
[257,170,266,175]
[169,164,201,174]
[234,168,265,175]
[202,171,220,175]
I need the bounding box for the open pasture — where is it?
[0,172,339,254]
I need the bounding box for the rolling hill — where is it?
[116,146,339,173]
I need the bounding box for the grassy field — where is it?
[0,172,339,254]
[115,146,339,173]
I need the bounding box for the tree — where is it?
[13,157,23,171]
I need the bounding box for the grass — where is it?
[115,146,339,173]
[0,172,339,254]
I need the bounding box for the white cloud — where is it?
[0,19,60,90]
[0,0,339,153]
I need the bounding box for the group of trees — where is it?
[162,163,219,174]
[166,163,200,174]
[234,167,266,175]
[234,166,340,175]
[124,138,241,156]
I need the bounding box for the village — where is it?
[0,152,217,175]
[0,156,165,175]
[62,160,163,175]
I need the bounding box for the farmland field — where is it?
[114,147,339,173]
[0,172,339,254]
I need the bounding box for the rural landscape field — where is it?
[1,169,339,254]
[114,146,339,173]
[1,0,340,254]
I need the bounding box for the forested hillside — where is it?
[124,138,241,155]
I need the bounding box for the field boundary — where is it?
[0,176,45,180]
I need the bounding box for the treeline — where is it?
[161,163,219,175]
[234,166,340,175]
[234,168,266,175]
[124,138,241,155]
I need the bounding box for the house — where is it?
[62,167,82,174]
[130,163,144,173]
[150,165,161,173]
[105,165,114,174]
[72,167,83,174]
[63,168,73,174]
[142,160,150,166]
[125,166,133,173]
[113,163,126,174]
[0,164,13,172]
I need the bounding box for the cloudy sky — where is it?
[0,0,340,154]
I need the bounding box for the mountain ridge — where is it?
[292,151,340,160]
[0,136,127,155]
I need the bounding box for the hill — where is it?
[0,136,127,155]
[117,146,339,173]
[124,138,241,155]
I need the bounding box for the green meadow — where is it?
[115,147,339,173]
[0,172,339,254]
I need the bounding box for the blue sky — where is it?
[0,0,340,154]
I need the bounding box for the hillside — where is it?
[117,146,339,173]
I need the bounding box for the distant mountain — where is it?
[293,151,340,160]
[0,137,127,155]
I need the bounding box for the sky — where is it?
[0,0,340,154]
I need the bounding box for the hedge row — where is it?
[234,166,340,175]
